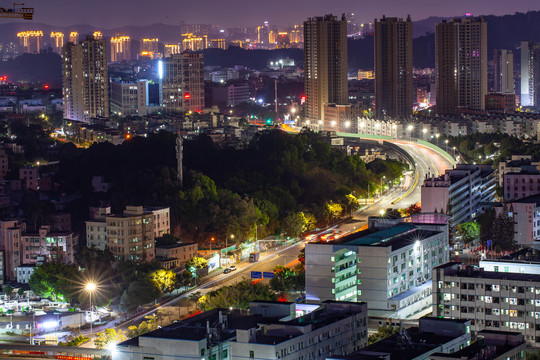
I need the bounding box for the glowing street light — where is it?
[86,282,97,335]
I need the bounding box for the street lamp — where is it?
[210,237,214,251]
[85,282,97,335]
[445,139,449,152]
[453,146,456,158]
[435,133,440,147]
[380,176,386,198]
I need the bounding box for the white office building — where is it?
[421,164,496,227]
[305,215,449,319]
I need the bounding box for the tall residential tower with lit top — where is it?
[63,36,109,122]
[374,15,413,119]
[304,14,348,123]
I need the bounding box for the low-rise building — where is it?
[110,80,148,116]
[433,262,540,346]
[145,206,170,239]
[20,225,76,266]
[86,206,110,250]
[479,248,540,274]
[19,166,38,190]
[498,155,539,186]
[503,170,540,201]
[421,164,496,228]
[86,205,169,251]
[430,330,525,360]
[328,317,472,360]
[156,243,198,270]
[116,300,368,360]
[16,264,35,284]
[491,196,540,246]
[306,214,449,319]
[106,206,155,261]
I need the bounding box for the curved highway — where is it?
[341,138,455,224]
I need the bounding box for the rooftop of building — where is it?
[430,330,524,359]
[317,223,442,251]
[156,242,195,249]
[335,318,469,360]
[481,247,540,265]
[504,170,540,175]
[423,164,494,186]
[119,301,365,347]
[436,262,540,282]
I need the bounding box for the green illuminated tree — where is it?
[94,329,126,349]
[28,263,78,302]
[150,269,177,293]
[343,194,361,217]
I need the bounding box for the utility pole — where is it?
[176,134,183,188]
[274,79,278,116]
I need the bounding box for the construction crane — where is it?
[0,3,34,20]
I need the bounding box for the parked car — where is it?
[224,268,232,274]
[229,265,237,271]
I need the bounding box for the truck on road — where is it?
[249,252,260,262]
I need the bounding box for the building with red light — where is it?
[162,53,204,112]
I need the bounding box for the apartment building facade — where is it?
[433,262,540,346]
[106,206,155,261]
[421,164,496,228]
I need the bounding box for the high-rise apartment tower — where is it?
[436,16,488,114]
[304,14,348,123]
[374,15,413,119]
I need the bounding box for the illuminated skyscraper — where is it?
[520,41,540,107]
[63,36,109,122]
[257,22,270,45]
[140,38,160,58]
[162,53,204,113]
[493,49,514,94]
[164,44,181,57]
[436,16,488,114]
[304,14,348,123]
[69,32,79,44]
[17,31,43,54]
[93,31,103,40]
[182,33,208,51]
[374,15,413,119]
[110,35,131,62]
[289,25,303,44]
[209,38,226,49]
[50,32,64,54]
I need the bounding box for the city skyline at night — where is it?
[0,0,539,28]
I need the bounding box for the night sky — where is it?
[9,0,540,28]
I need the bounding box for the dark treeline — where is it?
[55,130,405,243]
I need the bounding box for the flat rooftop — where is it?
[119,301,366,347]
[323,224,442,251]
[482,247,540,265]
[340,326,460,360]
[437,262,540,282]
